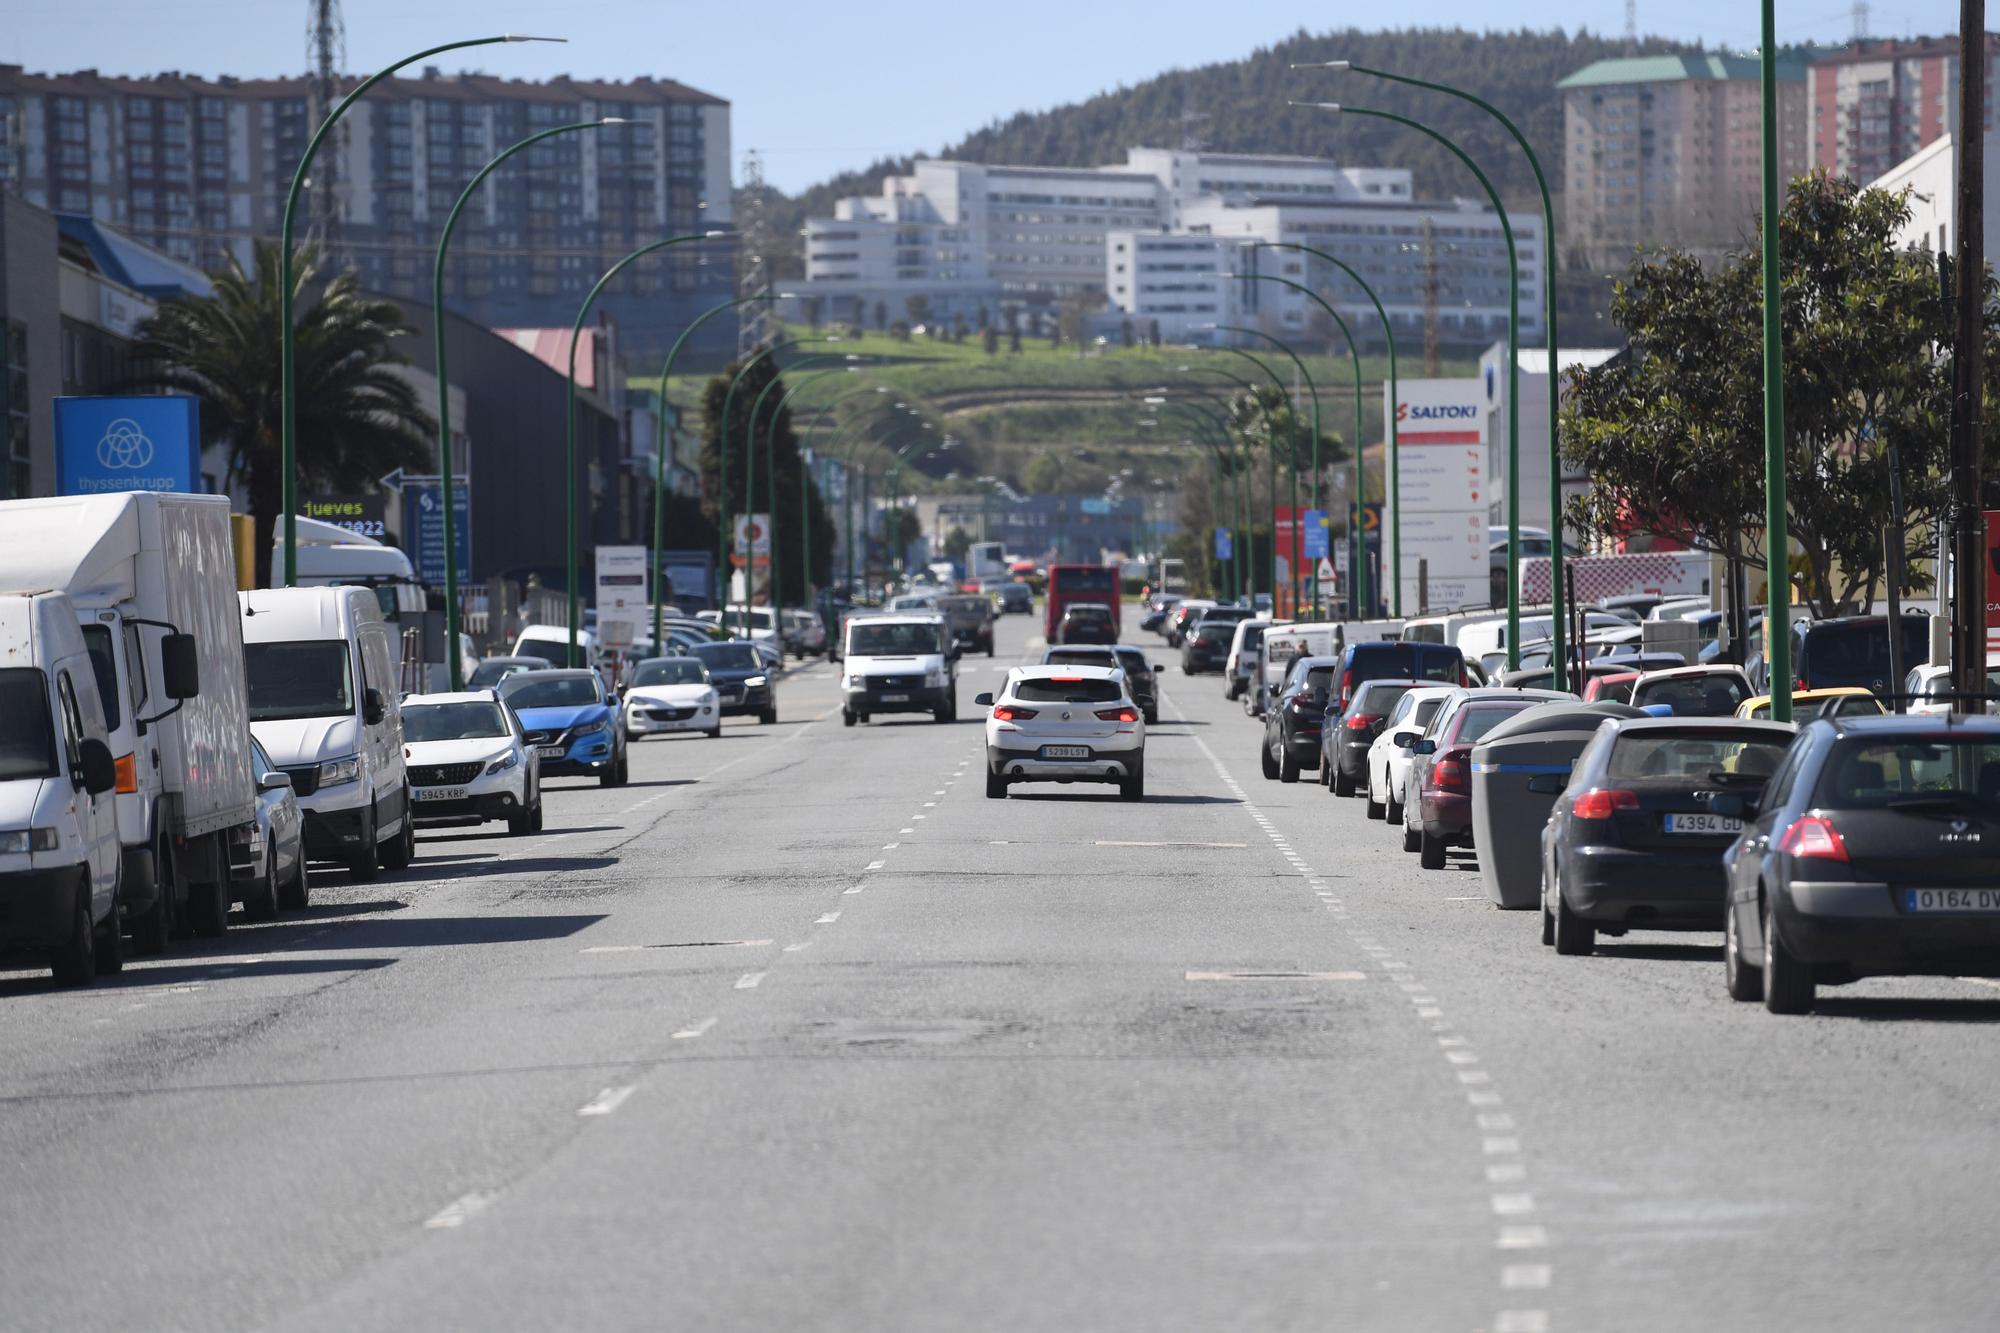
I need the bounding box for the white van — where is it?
[241,586,412,879]
[841,613,956,725]
[0,591,123,983]
[513,623,597,670]
[276,515,428,620]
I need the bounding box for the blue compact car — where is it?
[499,669,629,787]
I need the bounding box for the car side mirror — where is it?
[363,687,387,726]
[78,737,116,795]
[161,632,200,699]
[1525,772,1567,795]
[1392,732,1417,748]
[258,770,294,792]
[974,692,994,707]
[1409,738,1437,756]
[1710,793,1751,819]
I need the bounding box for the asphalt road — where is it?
[3,610,1996,1332]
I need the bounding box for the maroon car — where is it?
[1406,689,1567,869]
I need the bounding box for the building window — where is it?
[2,320,27,500]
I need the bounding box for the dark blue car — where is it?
[691,639,777,723]
[500,669,628,787]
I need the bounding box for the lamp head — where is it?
[502,34,566,43]
[1289,101,1342,115]
[596,117,632,126]
[1290,60,1350,70]
[704,229,730,239]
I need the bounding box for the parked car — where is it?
[513,622,597,670]
[936,594,997,656]
[781,609,827,658]
[622,656,722,740]
[995,582,1035,616]
[1261,655,1344,783]
[1582,671,1641,705]
[1366,686,1457,824]
[241,736,307,917]
[1139,593,1182,632]
[1043,644,1160,726]
[1164,600,1214,647]
[1718,713,2000,1013]
[1764,614,1931,696]
[1404,689,1569,868]
[1737,687,1886,722]
[403,689,542,833]
[978,665,1145,800]
[1629,665,1755,717]
[1901,662,2000,716]
[469,655,555,689]
[1224,619,1274,700]
[1181,616,1238,674]
[1322,678,1424,797]
[691,639,779,725]
[499,669,628,788]
[1058,604,1118,646]
[1540,717,1795,955]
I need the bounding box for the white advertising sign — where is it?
[1383,378,1489,614]
[733,513,771,561]
[594,545,648,648]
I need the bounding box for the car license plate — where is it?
[879,693,909,703]
[537,745,565,759]
[1905,888,2000,912]
[1040,745,1090,760]
[415,787,466,802]
[1664,812,1742,835]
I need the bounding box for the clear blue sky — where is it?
[0,1,1967,192]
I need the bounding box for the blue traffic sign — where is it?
[1215,528,1233,561]
[1302,508,1329,560]
[53,395,200,495]
[403,478,472,587]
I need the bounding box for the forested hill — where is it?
[747,26,1704,273]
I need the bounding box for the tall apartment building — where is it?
[0,65,736,363]
[1807,35,2000,184]
[1560,54,1809,271]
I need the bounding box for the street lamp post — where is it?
[796,384,894,591]
[1144,392,1250,603]
[1759,0,1794,721]
[433,116,617,689]
[1210,326,1322,617]
[1298,63,1564,678]
[281,34,558,588]
[1294,100,1526,667]
[1231,271,1365,618]
[650,292,764,647]
[1179,353,1292,602]
[1251,241,1404,619]
[565,231,725,666]
[745,356,861,624]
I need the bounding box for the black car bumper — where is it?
[0,868,80,951]
[850,682,950,715]
[303,806,372,858]
[412,791,529,822]
[1566,845,1727,927]
[1284,727,1323,766]
[1777,880,2000,974]
[1184,647,1226,672]
[714,682,774,716]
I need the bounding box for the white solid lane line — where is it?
[671,1017,717,1040]
[577,1085,635,1117]
[423,1192,495,1230]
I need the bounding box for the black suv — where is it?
[1261,655,1344,783]
[1322,678,1424,797]
[1044,644,1160,725]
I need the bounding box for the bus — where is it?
[1044,563,1121,642]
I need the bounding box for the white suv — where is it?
[401,690,541,835]
[978,665,1145,801]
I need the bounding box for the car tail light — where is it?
[113,752,138,794]
[1096,707,1140,723]
[1340,669,1356,706]
[1344,712,1379,731]
[1778,814,1849,862]
[1432,747,1472,793]
[992,705,1038,722]
[1570,787,1640,820]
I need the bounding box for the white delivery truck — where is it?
[0,493,259,951]
[0,591,125,983]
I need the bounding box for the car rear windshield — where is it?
[515,638,575,665]
[1194,623,1235,642]
[1353,683,1415,716]
[1114,650,1149,678]
[1065,605,1113,621]
[849,623,944,656]
[1606,730,1791,782]
[1632,675,1751,717]
[632,659,707,687]
[501,675,602,710]
[693,642,765,671]
[938,597,987,613]
[1816,737,2000,808]
[403,702,511,742]
[1451,703,1536,743]
[1014,677,1123,704]
[0,669,57,781]
[1803,620,1930,682]
[245,641,354,722]
[1413,698,1447,729]
[1045,648,1114,667]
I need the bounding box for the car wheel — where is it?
[49,876,96,987]
[1144,707,1159,726]
[1553,880,1596,956]
[1386,793,1403,826]
[508,806,536,835]
[1120,772,1145,802]
[986,770,1008,799]
[381,807,415,871]
[1540,900,1556,947]
[843,709,857,728]
[759,708,777,725]
[1419,828,1447,870]
[857,713,870,725]
[1762,892,1815,1014]
[1364,786,1385,820]
[1260,741,1279,781]
[188,872,229,938]
[244,847,280,922]
[1334,765,1356,797]
[130,841,176,957]
[1402,819,1421,853]
[348,810,381,882]
[1279,749,1300,783]
[278,852,309,912]
[93,878,124,975]
[933,698,955,724]
[1724,897,1762,1001]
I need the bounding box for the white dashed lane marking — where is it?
[577,1085,635,1117]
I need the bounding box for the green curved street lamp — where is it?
[1251,241,1405,618]
[1207,327,1322,615]
[1294,99,1527,668]
[432,115,619,688]
[649,292,765,647]
[1142,391,1251,603]
[1140,397,1246,602]
[745,354,864,623]
[1300,60,1568,683]
[280,33,559,587]
[1178,351,1294,600]
[796,384,894,589]
[565,230,726,666]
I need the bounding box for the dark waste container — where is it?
[1470,702,1646,909]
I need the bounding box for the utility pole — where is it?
[306,0,346,242]
[1949,1,1988,697]
[1422,217,1442,377]
[737,148,774,356]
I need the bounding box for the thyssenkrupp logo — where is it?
[95,418,155,470]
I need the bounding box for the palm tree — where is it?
[131,240,433,584]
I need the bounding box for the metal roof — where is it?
[1557,54,1805,90]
